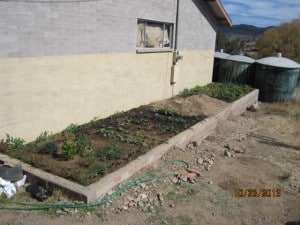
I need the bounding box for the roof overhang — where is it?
[205,0,232,27]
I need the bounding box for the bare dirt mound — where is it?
[150,94,230,116]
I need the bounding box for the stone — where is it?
[207,159,214,165]
[205,164,212,171]
[208,181,213,184]
[157,193,164,202]
[197,158,204,165]
[247,103,259,112]
[172,177,179,184]
[169,203,175,208]
[127,195,134,202]
[139,183,146,189]
[138,201,145,209]
[224,149,231,157]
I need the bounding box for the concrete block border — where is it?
[0,89,259,203]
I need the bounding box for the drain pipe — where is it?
[174,0,180,52]
[171,0,182,86]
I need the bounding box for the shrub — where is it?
[76,134,92,156]
[38,142,58,155]
[62,141,77,160]
[5,134,25,151]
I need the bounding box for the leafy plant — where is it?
[62,141,77,160]
[38,141,58,155]
[35,131,52,143]
[95,143,124,161]
[75,134,92,156]
[89,163,107,177]
[150,108,181,117]
[5,134,25,151]
[180,83,252,101]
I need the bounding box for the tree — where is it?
[256,18,300,63]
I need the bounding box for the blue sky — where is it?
[221,0,300,27]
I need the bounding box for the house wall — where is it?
[0,0,217,141]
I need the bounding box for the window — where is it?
[137,19,173,50]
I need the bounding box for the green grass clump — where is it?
[180,82,253,101]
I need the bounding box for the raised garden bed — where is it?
[0,83,257,202]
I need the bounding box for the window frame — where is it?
[136,19,174,53]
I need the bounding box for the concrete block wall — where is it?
[0,0,218,141]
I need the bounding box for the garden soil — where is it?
[0,90,299,225]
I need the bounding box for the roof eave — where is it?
[205,0,233,27]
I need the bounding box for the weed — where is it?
[76,134,92,156]
[5,134,25,151]
[62,141,77,160]
[89,163,107,177]
[62,124,78,139]
[95,143,124,161]
[35,131,52,143]
[38,141,58,155]
[110,111,125,118]
[97,127,116,138]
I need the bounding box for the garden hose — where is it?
[0,159,189,211]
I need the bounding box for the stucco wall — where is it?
[0,0,217,141]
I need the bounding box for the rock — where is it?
[204,164,212,171]
[169,203,175,208]
[127,195,134,202]
[211,153,216,158]
[138,201,145,209]
[197,158,204,165]
[247,103,259,112]
[117,205,124,211]
[123,206,128,211]
[232,148,245,154]
[128,202,135,208]
[140,193,147,199]
[86,212,91,216]
[172,177,179,184]
[224,149,231,157]
[139,183,146,189]
[107,190,114,195]
[157,193,164,202]
[207,159,214,165]
[208,181,213,184]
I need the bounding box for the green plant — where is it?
[75,134,92,156]
[179,83,252,101]
[150,108,181,117]
[62,141,77,160]
[35,131,52,143]
[62,124,78,139]
[97,127,116,138]
[95,143,124,161]
[89,163,107,177]
[5,134,25,151]
[38,141,58,155]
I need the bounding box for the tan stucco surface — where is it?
[0,50,214,141]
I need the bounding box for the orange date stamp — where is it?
[235,189,281,197]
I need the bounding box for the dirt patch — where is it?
[150,94,229,116]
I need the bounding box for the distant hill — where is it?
[219,24,273,41]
